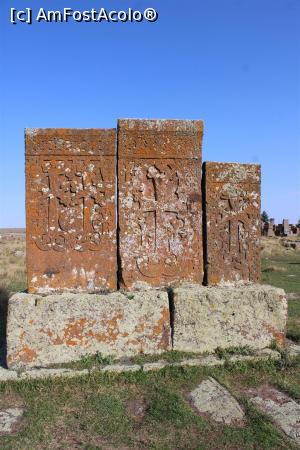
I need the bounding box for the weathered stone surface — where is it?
[0,367,18,381]
[172,284,287,353]
[174,356,224,368]
[246,385,300,445]
[7,291,170,369]
[0,408,24,433]
[118,119,203,290]
[101,364,140,373]
[19,368,89,380]
[286,340,300,357]
[189,377,245,425]
[142,361,169,372]
[199,355,225,366]
[26,128,117,293]
[228,348,281,363]
[204,162,261,284]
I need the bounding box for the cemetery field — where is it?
[0,233,299,449]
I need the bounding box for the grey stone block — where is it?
[142,361,169,372]
[0,408,24,433]
[101,364,141,373]
[0,367,18,381]
[189,377,245,425]
[247,385,300,445]
[7,291,170,369]
[173,284,287,353]
[19,369,89,380]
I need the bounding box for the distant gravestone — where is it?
[204,162,261,284]
[283,219,289,236]
[117,119,203,290]
[267,218,275,237]
[26,129,117,293]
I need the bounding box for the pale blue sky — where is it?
[1,0,299,226]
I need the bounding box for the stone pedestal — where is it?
[7,291,170,369]
[6,284,287,369]
[172,284,287,353]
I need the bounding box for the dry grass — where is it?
[262,265,287,273]
[0,230,26,293]
[261,236,300,258]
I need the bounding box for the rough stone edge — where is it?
[0,349,281,381]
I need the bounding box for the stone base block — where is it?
[172,284,287,353]
[7,291,170,369]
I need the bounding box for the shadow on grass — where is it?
[0,287,9,368]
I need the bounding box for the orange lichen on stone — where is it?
[7,346,37,364]
[265,325,286,347]
[40,328,64,345]
[63,318,89,346]
[40,317,98,347]
[150,307,170,349]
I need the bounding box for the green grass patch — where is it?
[215,345,255,359]
[132,350,206,365]
[287,299,300,343]
[146,386,197,427]
[75,393,132,445]
[0,359,299,449]
[49,351,116,370]
[49,350,211,370]
[262,252,300,344]
[261,253,300,293]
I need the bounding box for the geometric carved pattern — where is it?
[118,119,203,290]
[204,162,261,285]
[26,129,117,293]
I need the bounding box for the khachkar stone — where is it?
[204,162,261,284]
[118,119,203,290]
[26,128,117,293]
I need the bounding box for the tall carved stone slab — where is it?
[26,128,117,293]
[118,119,203,290]
[204,162,261,285]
